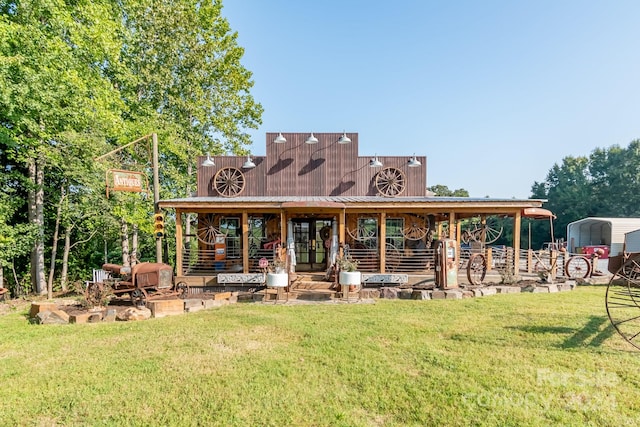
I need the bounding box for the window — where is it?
[219,217,240,258]
[386,218,404,250]
[357,217,378,249]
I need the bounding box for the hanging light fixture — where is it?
[408,154,421,168]
[202,153,215,167]
[337,132,351,144]
[273,132,287,144]
[305,132,318,144]
[242,154,256,169]
[369,154,383,168]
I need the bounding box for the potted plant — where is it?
[336,254,361,289]
[266,256,288,288]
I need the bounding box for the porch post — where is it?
[513,210,522,279]
[449,211,456,240]
[242,211,249,273]
[287,219,296,273]
[175,209,183,275]
[380,211,387,273]
[339,208,346,254]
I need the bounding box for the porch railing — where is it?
[181,244,594,278]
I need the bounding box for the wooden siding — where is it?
[197,133,427,198]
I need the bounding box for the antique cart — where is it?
[86,262,189,306]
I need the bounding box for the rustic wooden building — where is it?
[159,132,545,289]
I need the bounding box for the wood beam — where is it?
[175,209,183,275]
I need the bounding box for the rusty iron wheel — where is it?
[131,288,148,307]
[606,254,640,351]
[175,281,190,299]
[466,253,487,285]
[564,255,592,279]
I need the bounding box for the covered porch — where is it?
[159,196,543,291]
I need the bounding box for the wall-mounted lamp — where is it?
[369,154,383,168]
[305,132,318,144]
[242,154,256,169]
[408,154,421,168]
[337,132,351,144]
[273,132,287,144]
[202,153,215,167]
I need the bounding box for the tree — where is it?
[529,139,640,248]
[1,0,263,294]
[427,185,469,197]
[0,0,126,293]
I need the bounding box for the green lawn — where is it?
[1,287,639,426]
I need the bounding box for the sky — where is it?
[222,0,640,199]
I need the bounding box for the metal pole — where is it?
[153,133,162,263]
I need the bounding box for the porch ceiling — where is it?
[159,196,545,215]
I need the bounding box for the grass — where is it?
[1,287,640,426]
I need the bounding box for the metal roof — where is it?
[160,195,545,204]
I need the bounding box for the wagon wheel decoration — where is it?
[197,214,222,246]
[606,254,640,350]
[461,216,503,245]
[385,243,402,272]
[346,221,377,242]
[213,167,245,197]
[564,255,592,279]
[375,167,406,197]
[402,215,430,241]
[466,253,487,285]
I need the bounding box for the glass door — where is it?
[292,219,332,271]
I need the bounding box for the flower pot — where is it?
[339,271,361,286]
[266,272,288,288]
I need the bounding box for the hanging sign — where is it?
[106,169,148,198]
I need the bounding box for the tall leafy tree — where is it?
[428,184,469,197]
[0,0,125,293]
[530,139,640,248]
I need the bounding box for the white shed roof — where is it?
[566,217,640,256]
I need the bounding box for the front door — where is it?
[292,219,332,271]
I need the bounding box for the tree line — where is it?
[0,0,262,297]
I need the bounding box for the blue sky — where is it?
[222,1,640,199]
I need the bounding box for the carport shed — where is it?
[566,217,640,256]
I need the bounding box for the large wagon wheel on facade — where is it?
[375,167,406,197]
[197,214,222,246]
[606,254,640,350]
[213,167,245,197]
[564,255,592,279]
[466,253,487,285]
[401,215,430,241]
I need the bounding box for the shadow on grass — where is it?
[508,316,616,349]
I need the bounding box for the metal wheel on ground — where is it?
[466,253,487,285]
[175,281,190,299]
[564,255,591,279]
[131,288,148,306]
[606,254,640,350]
